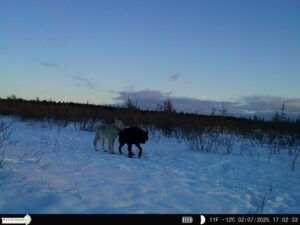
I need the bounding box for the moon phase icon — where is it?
[200,215,206,224]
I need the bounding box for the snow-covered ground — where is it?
[0,116,299,213]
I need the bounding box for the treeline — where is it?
[0,96,300,138]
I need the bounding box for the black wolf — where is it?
[118,127,148,158]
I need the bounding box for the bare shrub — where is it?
[287,138,300,172]
[0,120,12,168]
[185,128,238,154]
[73,182,82,199]
[186,128,221,153]
[264,134,300,171]
[288,147,299,172]
[78,119,97,131]
[220,132,237,154]
[147,126,163,144]
[173,128,186,144]
[249,182,273,214]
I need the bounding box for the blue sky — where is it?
[1,0,300,117]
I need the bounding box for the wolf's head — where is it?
[115,119,124,130]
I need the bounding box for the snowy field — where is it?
[0,116,299,213]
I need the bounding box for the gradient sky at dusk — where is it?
[1,0,300,117]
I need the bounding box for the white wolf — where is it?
[93,119,124,154]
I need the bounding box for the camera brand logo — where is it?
[182,216,193,224]
[1,214,32,225]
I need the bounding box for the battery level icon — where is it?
[182,216,193,224]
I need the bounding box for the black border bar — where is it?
[0,214,299,225]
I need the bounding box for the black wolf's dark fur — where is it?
[119,127,148,158]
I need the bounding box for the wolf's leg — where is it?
[119,142,124,154]
[102,138,107,152]
[128,144,134,158]
[136,144,143,158]
[93,134,99,151]
[109,139,115,154]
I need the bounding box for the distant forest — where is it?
[0,95,299,139]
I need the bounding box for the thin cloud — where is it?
[34,59,96,90]
[112,89,300,118]
[238,96,300,117]
[124,84,136,92]
[113,89,222,113]
[35,60,61,69]
[67,73,95,90]
[114,89,171,103]
[169,73,179,81]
